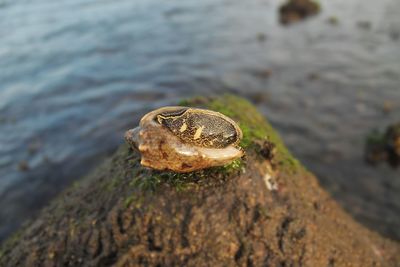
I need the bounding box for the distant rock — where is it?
[365,122,400,167]
[279,0,321,25]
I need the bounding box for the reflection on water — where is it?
[0,0,399,241]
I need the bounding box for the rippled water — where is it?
[0,0,399,242]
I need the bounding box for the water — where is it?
[0,0,399,242]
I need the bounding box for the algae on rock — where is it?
[0,95,399,267]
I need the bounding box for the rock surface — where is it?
[279,0,320,25]
[0,95,399,267]
[365,122,400,167]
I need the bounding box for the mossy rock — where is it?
[0,95,399,267]
[365,122,400,167]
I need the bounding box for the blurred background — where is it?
[0,0,399,243]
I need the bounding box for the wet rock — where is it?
[383,100,394,114]
[27,140,42,155]
[256,33,266,42]
[357,21,372,30]
[249,68,272,79]
[1,95,399,267]
[254,139,276,162]
[307,72,320,81]
[386,123,400,166]
[17,160,30,172]
[389,30,400,41]
[365,130,388,165]
[327,16,339,26]
[279,0,321,25]
[365,122,400,167]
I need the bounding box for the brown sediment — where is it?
[0,95,399,267]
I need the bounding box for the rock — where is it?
[357,21,372,30]
[279,0,321,25]
[249,68,272,79]
[256,33,266,42]
[17,161,30,172]
[382,100,394,114]
[386,123,400,167]
[27,140,41,155]
[307,72,320,81]
[365,123,400,167]
[365,130,387,165]
[389,30,400,41]
[1,95,399,266]
[327,16,339,26]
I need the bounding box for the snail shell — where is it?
[125,107,244,173]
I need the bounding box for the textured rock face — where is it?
[0,95,399,267]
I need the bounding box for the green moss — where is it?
[178,99,190,106]
[129,94,300,193]
[193,94,300,171]
[124,195,136,208]
[105,177,122,192]
[124,194,144,209]
[131,158,244,193]
[131,174,162,192]
[0,229,23,261]
[131,171,193,192]
[366,129,385,146]
[72,181,80,188]
[219,158,244,173]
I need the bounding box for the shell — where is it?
[124,106,244,173]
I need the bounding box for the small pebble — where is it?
[264,173,278,191]
[18,161,30,171]
[257,33,266,42]
[28,140,42,155]
[389,30,399,40]
[327,16,338,25]
[382,101,394,114]
[307,72,320,80]
[357,21,371,30]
